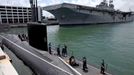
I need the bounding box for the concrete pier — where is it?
[0,47,18,75]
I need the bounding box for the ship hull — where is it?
[44,3,134,25]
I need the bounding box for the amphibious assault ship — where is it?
[43,0,134,25]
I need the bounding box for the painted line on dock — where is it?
[0,35,73,75]
[59,57,82,75]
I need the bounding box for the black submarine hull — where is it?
[1,35,72,75]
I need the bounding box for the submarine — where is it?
[0,22,112,75]
[0,0,80,74]
[0,22,79,75]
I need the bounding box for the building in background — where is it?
[0,5,42,24]
[0,5,32,24]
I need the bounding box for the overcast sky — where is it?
[0,0,134,17]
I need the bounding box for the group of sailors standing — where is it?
[48,43,67,57]
[48,42,106,74]
[18,34,28,41]
[48,43,89,72]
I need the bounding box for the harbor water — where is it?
[1,22,134,75]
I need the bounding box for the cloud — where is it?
[38,0,63,6]
[0,0,30,7]
[113,0,134,11]
[70,0,101,7]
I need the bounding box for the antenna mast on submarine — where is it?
[28,0,48,51]
[29,0,38,22]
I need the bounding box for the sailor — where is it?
[57,45,61,56]
[24,34,28,41]
[18,34,25,41]
[82,57,88,72]
[100,59,105,74]
[48,43,52,54]
[22,34,27,41]
[69,56,74,66]
[64,44,67,57]
[62,47,65,57]
[18,34,22,41]
[21,34,25,41]
[69,56,79,66]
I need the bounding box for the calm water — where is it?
[47,22,134,75]
[1,22,134,75]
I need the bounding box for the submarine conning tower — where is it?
[27,22,48,51]
[28,0,48,51]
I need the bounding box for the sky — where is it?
[0,0,134,17]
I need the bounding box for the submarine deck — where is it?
[38,50,112,75]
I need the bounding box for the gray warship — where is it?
[43,0,134,25]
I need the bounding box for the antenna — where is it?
[29,0,38,22]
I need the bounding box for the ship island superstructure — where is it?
[43,0,134,25]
